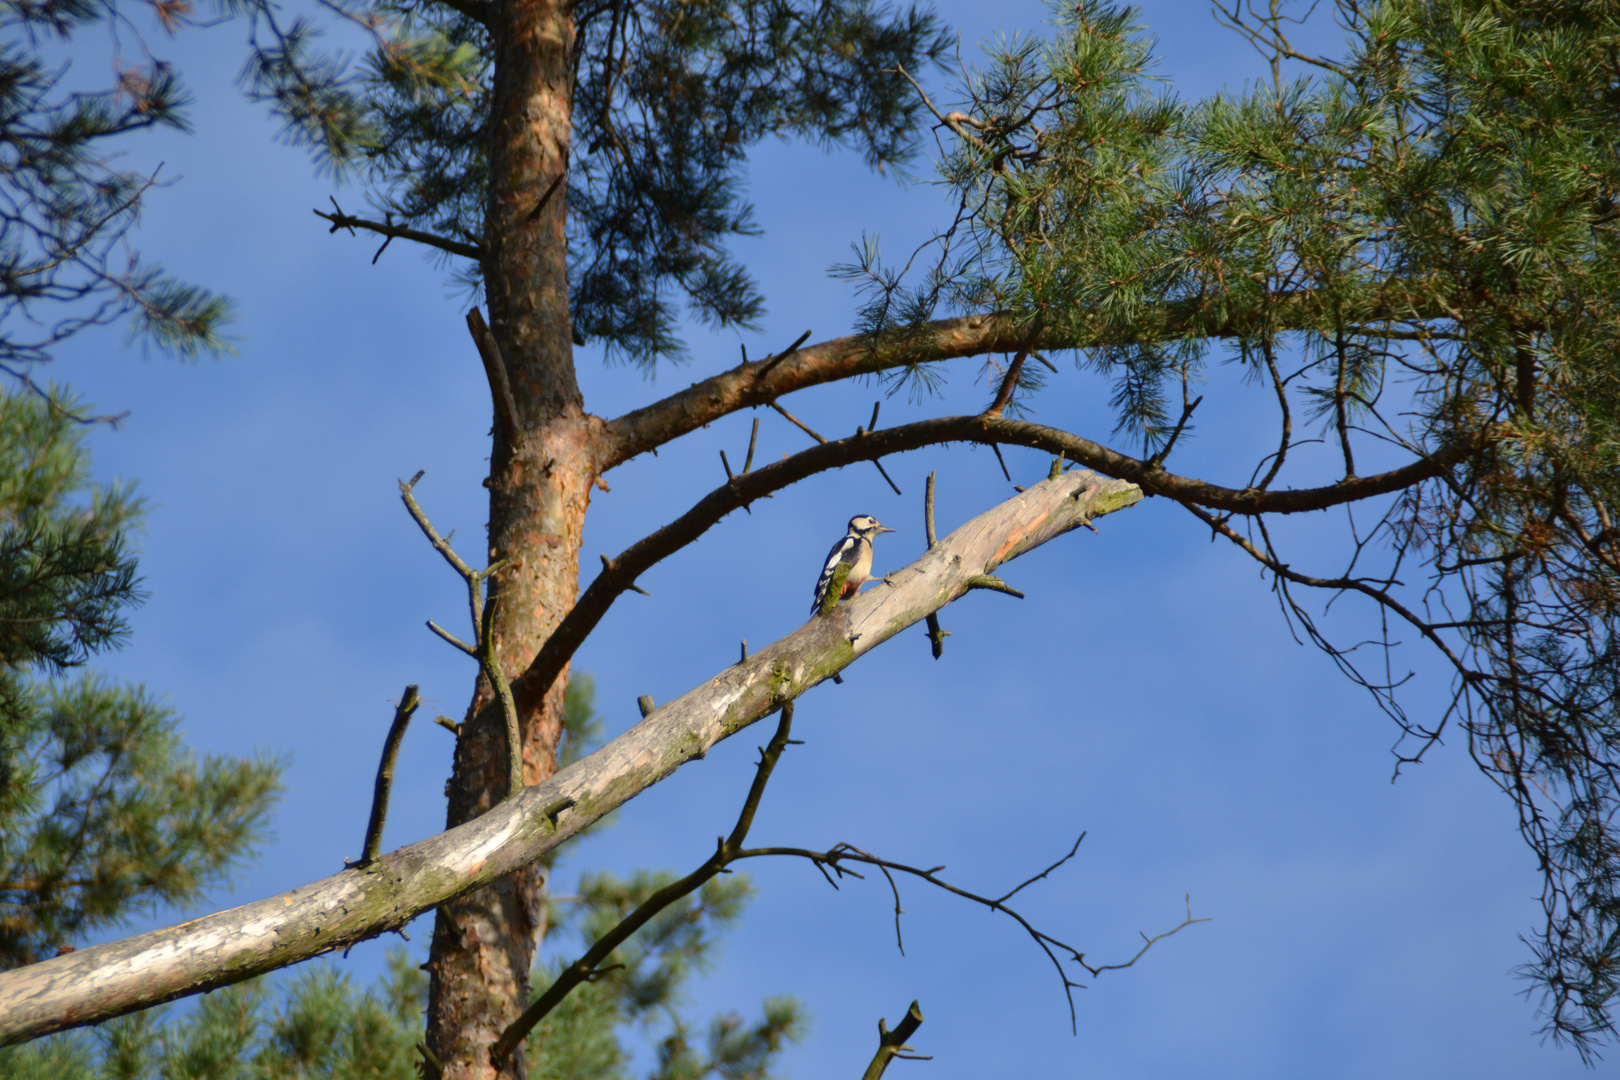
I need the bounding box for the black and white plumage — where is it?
[811,514,895,615]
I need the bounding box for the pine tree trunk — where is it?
[423,1,590,1075]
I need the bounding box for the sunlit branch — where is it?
[0,470,1134,1041]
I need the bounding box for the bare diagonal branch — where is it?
[0,469,1140,1043]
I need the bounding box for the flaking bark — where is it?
[0,469,1139,1045]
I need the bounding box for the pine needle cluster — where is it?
[240,0,952,367]
[0,390,281,969]
[0,0,235,392]
[846,0,1620,1052]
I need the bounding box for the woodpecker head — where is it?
[847,514,895,539]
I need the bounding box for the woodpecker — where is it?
[812,514,895,615]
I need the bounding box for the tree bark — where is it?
[0,469,1139,1046]
[425,0,589,1076]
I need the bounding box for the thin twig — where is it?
[990,442,1012,482]
[479,589,525,799]
[858,401,903,494]
[743,417,759,473]
[1255,338,1292,491]
[357,686,420,866]
[995,833,1084,904]
[399,474,523,799]
[872,458,903,496]
[426,619,476,656]
[416,1041,444,1080]
[897,60,985,148]
[733,839,1208,1033]
[526,169,566,223]
[754,330,814,381]
[1148,395,1203,468]
[400,473,483,631]
[769,400,828,443]
[924,471,938,548]
[492,704,799,1064]
[964,574,1024,599]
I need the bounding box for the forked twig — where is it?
[400,473,524,799]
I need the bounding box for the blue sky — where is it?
[44,1,1601,1076]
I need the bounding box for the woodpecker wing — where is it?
[812,534,861,614]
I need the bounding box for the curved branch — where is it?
[1178,501,1487,685]
[522,414,1481,708]
[598,287,1454,471]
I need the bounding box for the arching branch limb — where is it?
[597,287,1458,471]
[0,469,1140,1043]
[521,413,1484,711]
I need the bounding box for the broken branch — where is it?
[357,686,420,866]
[466,308,523,438]
[862,1001,927,1080]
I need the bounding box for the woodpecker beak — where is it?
[875,524,895,534]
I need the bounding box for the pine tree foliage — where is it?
[0,0,234,392]
[241,0,953,366]
[0,389,282,968]
[842,0,1620,1053]
[0,876,802,1080]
